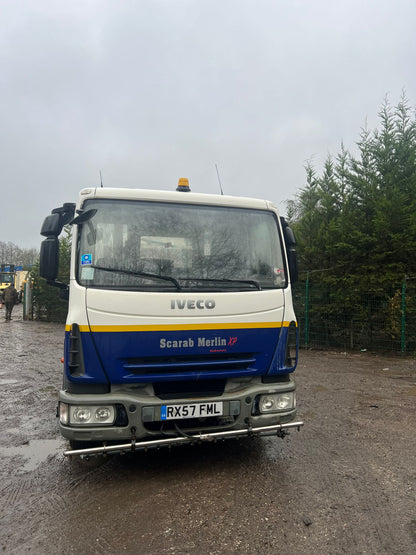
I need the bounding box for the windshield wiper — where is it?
[177,277,261,291]
[91,265,182,291]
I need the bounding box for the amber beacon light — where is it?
[176,177,191,192]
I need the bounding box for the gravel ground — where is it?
[0,303,415,554]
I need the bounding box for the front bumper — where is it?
[59,376,303,456]
[64,420,304,457]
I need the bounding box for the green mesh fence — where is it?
[293,277,416,355]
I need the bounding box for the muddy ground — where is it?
[0,303,415,554]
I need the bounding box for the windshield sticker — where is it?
[274,268,285,283]
[81,267,94,280]
[81,254,92,265]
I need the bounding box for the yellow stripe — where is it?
[66,321,295,333]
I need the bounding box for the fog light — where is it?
[259,392,295,413]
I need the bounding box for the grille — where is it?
[153,378,226,399]
[123,352,255,375]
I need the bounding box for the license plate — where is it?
[161,402,223,420]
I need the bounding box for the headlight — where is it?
[73,407,91,422]
[95,407,113,422]
[258,392,295,413]
[60,405,116,426]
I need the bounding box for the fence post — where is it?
[305,271,310,348]
[401,277,406,355]
[23,281,33,320]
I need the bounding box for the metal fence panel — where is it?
[293,278,416,355]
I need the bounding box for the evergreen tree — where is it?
[288,93,416,350]
[289,93,416,290]
[286,161,321,272]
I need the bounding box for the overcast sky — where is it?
[1,0,415,249]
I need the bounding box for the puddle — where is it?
[1,439,64,473]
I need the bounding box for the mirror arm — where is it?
[46,280,68,290]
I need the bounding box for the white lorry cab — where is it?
[40,180,303,457]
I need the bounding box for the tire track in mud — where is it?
[0,457,114,518]
[0,480,29,516]
[0,469,103,552]
[0,447,129,554]
[0,455,151,553]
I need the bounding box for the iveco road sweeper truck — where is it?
[39,179,303,456]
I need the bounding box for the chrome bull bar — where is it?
[64,420,304,457]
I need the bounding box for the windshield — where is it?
[0,273,14,284]
[76,199,287,291]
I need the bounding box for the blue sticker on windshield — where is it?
[81,254,92,265]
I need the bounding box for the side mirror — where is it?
[40,237,59,280]
[41,214,61,237]
[287,248,298,284]
[280,218,298,284]
[39,202,75,295]
[41,203,76,237]
[285,226,296,246]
